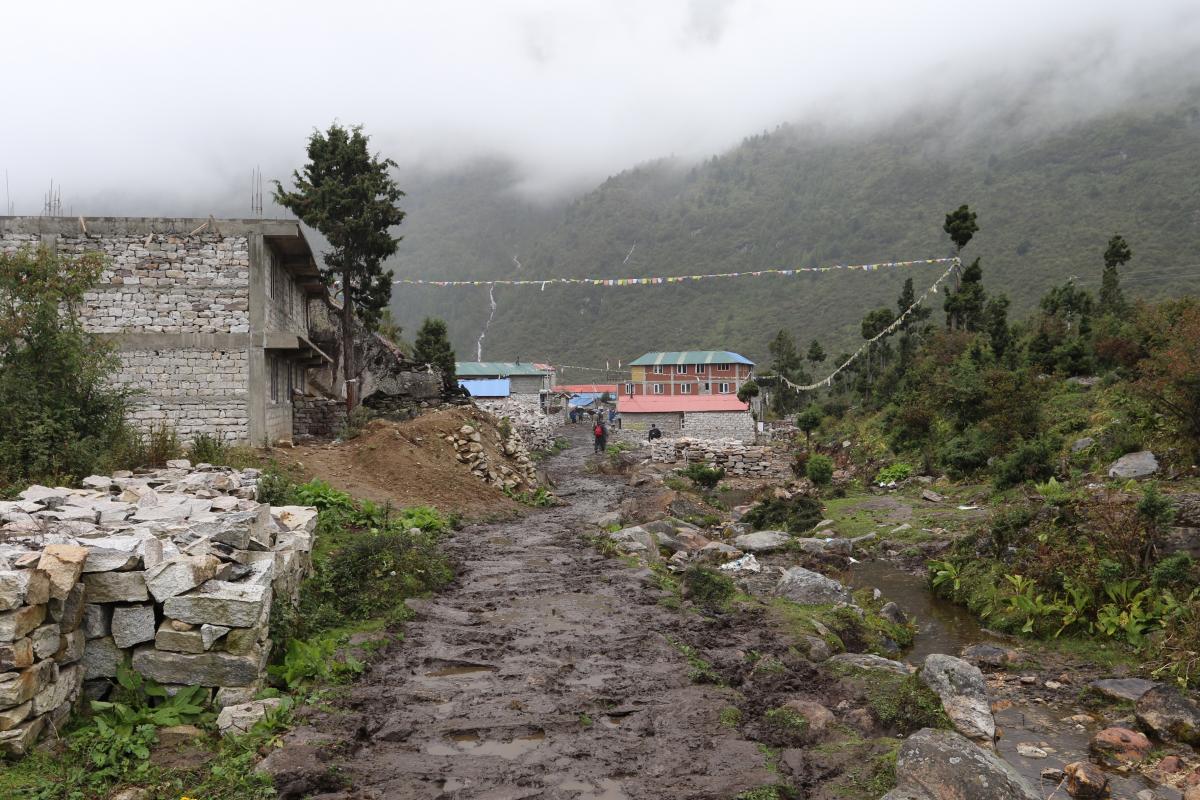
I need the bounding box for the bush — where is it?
[1152,554,1194,588]
[938,429,990,478]
[992,436,1058,489]
[806,454,834,486]
[0,246,132,485]
[682,565,736,613]
[188,432,229,465]
[680,463,725,490]
[742,494,823,533]
[876,462,913,484]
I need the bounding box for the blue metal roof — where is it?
[459,378,511,397]
[628,350,754,367]
[568,393,602,407]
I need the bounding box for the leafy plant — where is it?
[679,463,725,490]
[188,431,230,465]
[928,559,960,593]
[293,479,356,513]
[875,462,913,484]
[806,454,834,486]
[268,636,364,689]
[1035,476,1072,505]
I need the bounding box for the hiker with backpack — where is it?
[593,419,607,453]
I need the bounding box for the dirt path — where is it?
[293,427,777,800]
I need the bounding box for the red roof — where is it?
[618,395,749,413]
[556,384,618,394]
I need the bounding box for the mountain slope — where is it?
[388,92,1200,375]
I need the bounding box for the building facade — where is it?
[616,394,756,442]
[0,216,330,445]
[624,351,753,397]
[456,362,553,396]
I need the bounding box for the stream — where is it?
[845,559,1163,799]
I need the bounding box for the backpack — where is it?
[594,424,604,437]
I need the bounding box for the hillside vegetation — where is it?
[389,91,1200,374]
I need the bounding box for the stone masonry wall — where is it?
[681,410,757,442]
[0,463,317,756]
[112,349,251,441]
[643,437,788,478]
[293,398,348,439]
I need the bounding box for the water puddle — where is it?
[424,663,499,678]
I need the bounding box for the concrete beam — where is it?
[97,332,252,352]
[0,216,302,239]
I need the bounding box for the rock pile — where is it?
[644,438,787,478]
[0,460,316,756]
[444,424,539,493]
[474,398,563,453]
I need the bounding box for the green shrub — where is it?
[682,565,736,613]
[292,479,355,513]
[267,636,364,689]
[865,673,951,734]
[1152,554,1194,588]
[876,462,913,484]
[339,405,375,440]
[742,494,823,533]
[806,454,834,485]
[188,432,229,465]
[680,463,726,490]
[938,429,990,478]
[992,436,1058,489]
[256,466,299,505]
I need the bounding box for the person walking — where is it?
[648,423,662,441]
[593,419,607,453]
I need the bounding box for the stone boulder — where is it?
[144,555,220,602]
[1063,761,1108,799]
[36,545,89,601]
[961,644,1022,669]
[1089,677,1158,703]
[215,698,284,736]
[1089,726,1152,766]
[1109,451,1159,479]
[733,530,792,553]
[828,652,909,675]
[1136,685,1200,745]
[774,566,852,605]
[919,654,995,742]
[881,728,1039,800]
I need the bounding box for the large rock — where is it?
[215,698,284,735]
[111,604,157,648]
[0,604,46,642]
[37,544,89,601]
[1089,677,1159,703]
[30,623,60,660]
[0,715,45,757]
[82,547,141,573]
[882,728,1039,800]
[1063,761,1108,799]
[49,583,85,633]
[131,646,264,687]
[774,566,853,605]
[0,570,49,611]
[1109,451,1159,479]
[81,571,148,603]
[0,638,33,671]
[1136,685,1200,745]
[144,555,220,602]
[920,654,995,742]
[163,581,272,628]
[733,530,792,553]
[1089,726,1152,766]
[189,506,271,551]
[0,660,55,708]
[32,664,81,716]
[82,635,122,679]
[961,644,1022,669]
[828,652,910,675]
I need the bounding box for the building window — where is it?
[652,365,665,374]
[718,382,731,393]
[625,382,634,395]
[703,382,710,392]
[676,364,688,374]
[269,357,279,402]
[696,364,706,374]
[716,363,730,371]
[653,384,664,394]
[680,383,691,394]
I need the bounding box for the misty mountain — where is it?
[388,88,1200,376]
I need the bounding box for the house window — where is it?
[653,384,664,394]
[652,365,665,374]
[703,382,710,392]
[716,363,730,371]
[676,364,688,374]
[625,382,634,396]
[718,382,731,394]
[696,364,706,374]
[680,383,691,394]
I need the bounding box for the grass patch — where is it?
[681,565,736,613]
[667,636,723,685]
[719,706,744,728]
[826,664,950,735]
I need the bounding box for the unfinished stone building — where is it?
[0,217,331,444]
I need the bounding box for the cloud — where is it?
[1,0,1197,213]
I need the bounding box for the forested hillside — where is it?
[389,90,1200,374]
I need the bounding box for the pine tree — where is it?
[274,123,405,406]
[414,318,457,393]
[1099,234,1132,315]
[806,340,826,366]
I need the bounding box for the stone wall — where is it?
[474,396,564,452]
[681,410,757,442]
[111,348,251,441]
[0,463,317,756]
[619,412,684,437]
[293,397,349,439]
[644,437,788,478]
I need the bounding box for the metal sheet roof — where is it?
[617,395,749,413]
[458,378,511,397]
[568,393,603,407]
[627,351,754,367]
[556,384,618,394]
[456,361,549,377]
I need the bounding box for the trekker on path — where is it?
[593,420,607,453]
[648,423,662,441]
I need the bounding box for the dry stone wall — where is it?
[644,437,788,478]
[475,397,563,453]
[0,463,316,756]
[681,410,756,442]
[444,423,540,492]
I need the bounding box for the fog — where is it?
[2,0,1198,215]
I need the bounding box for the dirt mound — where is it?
[277,407,524,519]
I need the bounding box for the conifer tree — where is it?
[1099,234,1132,315]
[414,318,457,393]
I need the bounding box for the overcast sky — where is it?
[2,0,1198,214]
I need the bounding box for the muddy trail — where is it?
[287,427,786,800]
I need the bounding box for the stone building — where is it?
[616,394,756,442]
[456,362,553,397]
[0,216,331,444]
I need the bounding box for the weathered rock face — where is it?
[1108,450,1159,479]
[774,566,853,605]
[1089,677,1159,703]
[1063,761,1108,798]
[1136,685,1200,745]
[733,530,792,553]
[1089,726,1152,766]
[827,653,909,674]
[919,654,995,743]
[882,728,1040,800]
[961,643,1022,669]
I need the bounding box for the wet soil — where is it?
[290,427,781,799]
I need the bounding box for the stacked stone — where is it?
[292,397,349,439]
[445,424,539,492]
[646,437,789,478]
[474,398,563,452]
[0,460,317,756]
